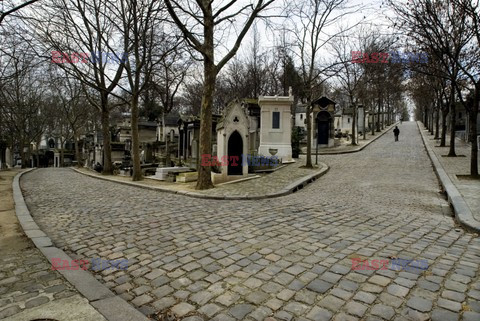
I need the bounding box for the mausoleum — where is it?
[214,99,251,183]
[311,96,336,148]
[258,93,295,162]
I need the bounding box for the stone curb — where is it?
[301,122,398,155]
[417,121,480,233]
[72,163,329,200]
[12,169,150,321]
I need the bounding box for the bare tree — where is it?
[289,0,359,167]
[450,0,479,177]
[0,0,39,25]
[179,77,204,116]
[140,41,188,171]
[0,37,49,168]
[29,0,127,174]
[389,0,474,157]
[165,0,275,190]
[331,30,367,145]
[154,44,188,153]
[49,68,90,167]
[111,0,165,181]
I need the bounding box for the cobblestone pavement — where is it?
[79,156,325,199]
[0,170,79,319]
[420,123,480,222]
[300,123,395,155]
[20,121,480,321]
[193,159,323,198]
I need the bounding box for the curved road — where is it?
[21,122,480,321]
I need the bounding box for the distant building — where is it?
[310,96,336,148]
[294,105,307,129]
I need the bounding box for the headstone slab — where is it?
[154,166,190,180]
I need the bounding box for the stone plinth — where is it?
[153,167,190,180]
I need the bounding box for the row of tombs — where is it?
[148,94,337,185]
[22,93,337,184]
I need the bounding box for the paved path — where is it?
[78,156,326,199]
[301,123,395,155]
[20,122,480,321]
[0,169,104,320]
[420,124,480,223]
[192,159,323,198]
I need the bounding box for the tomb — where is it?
[214,99,250,184]
[176,172,198,183]
[258,93,295,162]
[311,96,336,148]
[151,166,190,181]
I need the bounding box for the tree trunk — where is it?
[430,106,435,135]
[441,107,448,147]
[435,104,440,139]
[386,100,391,126]
[36,137,41,167]
[131,96,142,181]
[20,138,26,168]
[163,111,169,165]
[60,140,64,167]
[305,103,313,168]
[424,107,429,130]
[195,5,216,190]
[26,143,32,168]
[376,103,381,132]
[468,108,478,177]
[363,110,367,140]
[351,105,357,145]
[381,105,384,130]
[101,105,113,174]
[371,110,375,135]
[35,147,39,167]
[448,89,457,157]
[74,134,82,167]
[469,87,479,177]
[196,59,215,190]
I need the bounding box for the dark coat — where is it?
[393,128,400,136]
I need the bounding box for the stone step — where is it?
[176,172,198,183]
[155,166,190,173]
[153,167,191,180]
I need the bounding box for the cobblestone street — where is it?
[19,121,480,321]
[0,170,103,320]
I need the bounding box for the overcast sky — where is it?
[221,0,398,68]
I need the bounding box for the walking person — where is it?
[393,126,400,142]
